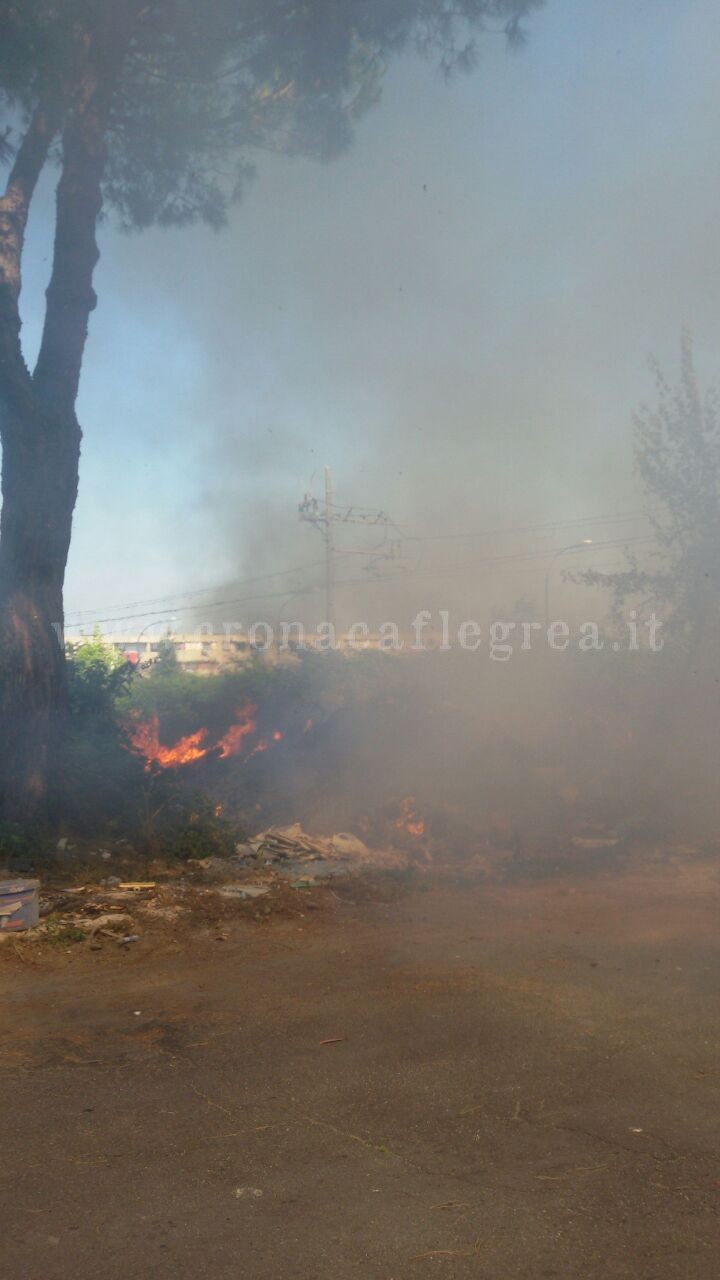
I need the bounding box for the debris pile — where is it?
[248,824,336,862]
[0,822,417,956]
[0,878,40,932]
[246,824,408,870]
[31,882,160,946]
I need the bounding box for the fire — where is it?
[217,704,257,757]
[127,702,284,771]
[395,796,425,838]
[128,714,209,770]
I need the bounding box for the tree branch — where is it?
[0,102,59,308]
[0,102,60,425]
[33,5,141,415]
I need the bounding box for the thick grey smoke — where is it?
[31,0,720,846]
[50,0,720,640]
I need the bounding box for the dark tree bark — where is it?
[0,409,80,820]
[0,7,136,823]
[0,102,64,821]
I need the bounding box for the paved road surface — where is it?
[3,863,720,1278]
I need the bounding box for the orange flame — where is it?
[127,702,286,771]
[395,796,425,838]
[128,714,209,770]
[217,704,257,758]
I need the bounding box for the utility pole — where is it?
[299,471,400,629]
[323,466,335,630]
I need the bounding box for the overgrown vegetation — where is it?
[575,337,720,649]
[53,631,148,839]
[52,639,422,855]
[48,631,704,860]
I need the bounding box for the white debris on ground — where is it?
[0,824,410,951]
[244,823,408,870]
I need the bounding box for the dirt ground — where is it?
[3,857,720,1279]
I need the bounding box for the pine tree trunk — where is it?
[0,8,135,823]
[0,407,80,822]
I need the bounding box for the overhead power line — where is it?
[66,510,650,620]
[66,533,657,631]
[402,511,650,543]
[64,556,332,621]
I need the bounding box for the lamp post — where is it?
[134,615,177,654]
[544,541,593,626]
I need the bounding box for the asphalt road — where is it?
[3,860,720,1278]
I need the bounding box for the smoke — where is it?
[49,0,720,639]
[19,0,715,840]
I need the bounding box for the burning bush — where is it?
[46,637,689,867]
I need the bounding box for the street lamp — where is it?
[544,541,593,626]
[136,615,176,642]
[134,615,177,655]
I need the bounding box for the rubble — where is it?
[0,878,40,932]
[247,823,408,871]
[249,824,336,861]
[84,913,134,937]
[0,819,417,958]
[216,883,270,900]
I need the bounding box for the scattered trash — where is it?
[251,824,336,862]
[330,832,371,858]
[282,860,345,881]
[0,878,40,932]
[85,913,133,937]
[319,1037,345,1046]
[234,1186,263,1200]
[250,824,407,871]
[216,883,270,900]
[2,817,414,956]
[141,900,184,923]
[237,883,270,899]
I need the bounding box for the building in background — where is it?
[68,631,427,673]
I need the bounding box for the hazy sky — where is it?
[19,0,720,632]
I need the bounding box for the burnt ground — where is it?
[3,858,720,1278]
